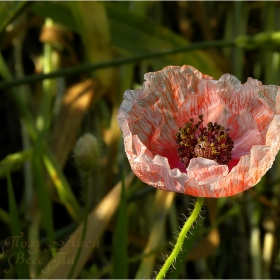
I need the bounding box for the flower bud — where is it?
[73,133,99,173]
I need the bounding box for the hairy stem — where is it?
[0,40,235,90]
[156,197,205,279]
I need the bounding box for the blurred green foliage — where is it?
[0,1,280,279]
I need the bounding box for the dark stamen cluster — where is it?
[176,114,234,168]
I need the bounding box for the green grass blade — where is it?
[32,150,56,256]
[6,171,30,279]
[112,172,128,279]
[42,146,81,222]
[0,51,37,139]
[70,2,113,87]
[0,207,9,225]
[0,149,32,179]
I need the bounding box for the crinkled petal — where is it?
[258,85,280,113]
[215,74,259,114]
[187,158,229,185]
[177,79,220,122]
[232,129,262,159]
[118,65,280,198]
[251,99,275,142]
[206,115,280,197]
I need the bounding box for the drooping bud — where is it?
[73,133,99,173]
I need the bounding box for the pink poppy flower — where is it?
[117,65,280,197]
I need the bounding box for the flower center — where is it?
[176,114,234,168]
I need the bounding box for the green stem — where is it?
[37,18,60,132]
[0,149,32,179]
[0,40,235,90]
[156,197,205,279]
[67,172,90,279]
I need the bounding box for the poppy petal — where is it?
[118,65,280,197]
